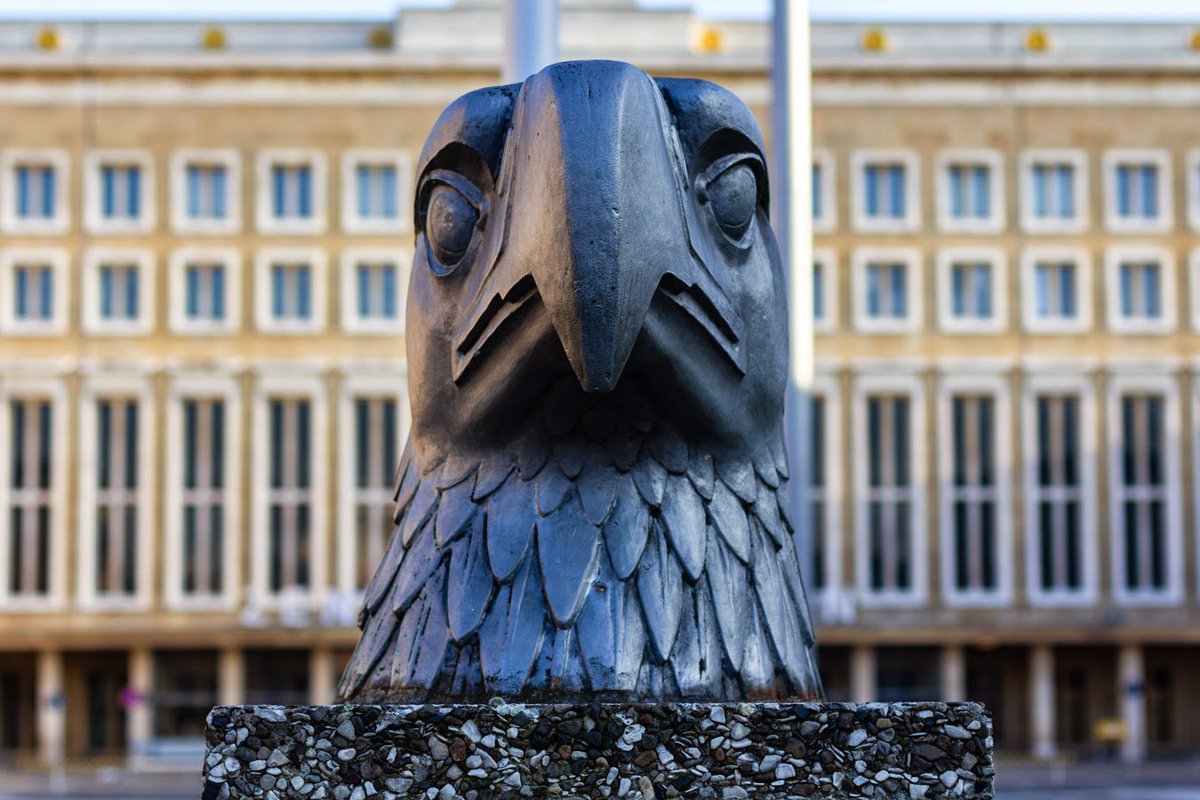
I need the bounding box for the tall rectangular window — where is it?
[181,399,226,598]
[1034,261,1078,321]
[15,165,55,221]
[1031,162,1076,220]
[948,395,999,594]
[271,165,313,220]
[352,397,398,590]
[865,262,907,320]
[100,165,142,221]
[356,262,398,322]
[812,161,824,222]
[1033,395,1084,594]
[1114,163,1160,221]
[865,395,913,594]
[268,399,312,593]
[949,262,993,321]
[947,163,991,220]
[1117,394,1168,595]
[271,263,312,323]
[813,260,825,322]
[1117,261,1163,322]
[185,164,228,221]
[808,395,827,592]
[863,163,907,220]
[355,165,398,221]
[8,400,52,598]
[98,264,140,323]
[185,263,226,323]
[12,264,53,323]
[95,399,139,597]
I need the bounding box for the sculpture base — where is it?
[203,701,993,799]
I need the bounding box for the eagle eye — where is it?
[426,183,479,268]
[707,163,757,240]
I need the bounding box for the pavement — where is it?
[0,759,1198,798]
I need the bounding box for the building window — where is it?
[0,250,67,335]
[937,151,1003,233]
[86,151,153,234]
[937,248,1004,334]
[352,397,398,590]
[852,151,918,232]
[94,399,141,599]
[1105,247,1175,333]
[171,150,239,235]
[853,248,920,333]
[257,151,325,234]
[255,249,326,333]
[813,248,836,333]
[1,151,67,234]
[180,399,226,599]
[1105,151,1172,233]
[267,399,313,594]
[342,151,410,234]
[7,399,52,599]
[168,248,239,335]
[808,395,827,592]
[83,249,153,335]
[812,150,835,233]
[1020,247,1090,333]
[1116,394,1169,597]
[341,249,407,334]
[944,394,1003,600]
[1020,150,1086,233]
[862,395,916,597]
[1032,394,1085,597]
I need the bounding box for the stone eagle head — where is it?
[339,60,821,703]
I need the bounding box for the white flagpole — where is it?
[771,1,816,598]
[503,0,559,83]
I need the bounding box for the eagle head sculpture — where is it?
[338,60,822,703]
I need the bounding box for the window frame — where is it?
[254,247,327,335]
[1019,245,1092,334]
[339,247,410,335]
[340,150,412,235]
[812,149,836,234]
[1022,369,1099,608]
[1019,148,1088,235]
[1188,248,1200,333]
[0,247,69,336]
[935,149,1004,234]
[1104,245,1176,334]
[1106,369,1184,607]
[852,369,928,609]
[168,246,241,336]
[0,149,69,235]
[76,373,156,612]
[1187,151,1200,233]
[807,370,844,622]
[170,148,241,236]
[84,149,155,235]
[851,246,922,334]
[1103,149,1173,235]
[812,246,837,334]
[256,149,327,236]
[164,373,242,612]
[0,377,68,611]
[850,149,920,234]
[935,246,1006,334]
[82,247,155,336]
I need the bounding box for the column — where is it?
[850,645,877,703]
[1029,645,1056,761]
[36,650,65,767]
[309,648,336,705]
[940,645,966,702]
[127,648,153,765]
[218,647,245,707]
[1118,644,1147,764]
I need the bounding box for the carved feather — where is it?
[636,520,684,663]
[661,473,706,582]
[537,497,602,627]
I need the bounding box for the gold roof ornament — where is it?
[35,26,60,52]
[1190,30,1200,51]
[368,26,393,50]
[1025,28,1050,52]
[202,25,228,51]
[861,28,887,52]
[691,23,723,55]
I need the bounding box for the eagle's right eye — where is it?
[426,184,479,268]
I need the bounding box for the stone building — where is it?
[0,0,1196,768]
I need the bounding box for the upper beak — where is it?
[454,61,742,393]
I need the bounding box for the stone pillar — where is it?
[1029,645,1056,761]
[36,650,65,767]
[940,645,966,702]
[127,648,154,766]
[1118,644,1147,764]
[218,647,245,707]
[309,648,336,705]
[850,645,877,703]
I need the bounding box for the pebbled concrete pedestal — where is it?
[202,702,993,800]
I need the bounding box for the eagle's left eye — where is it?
[426,184,479,267]
[707,163,757,240]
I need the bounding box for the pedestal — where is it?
[203,701,992,799]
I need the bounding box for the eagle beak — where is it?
[499,61,691,393]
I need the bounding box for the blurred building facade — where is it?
[0,0,1197,768]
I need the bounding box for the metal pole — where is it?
[503,0,560,84]
[771,1,815,597]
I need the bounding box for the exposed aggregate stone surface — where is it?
[202,702,993,800]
